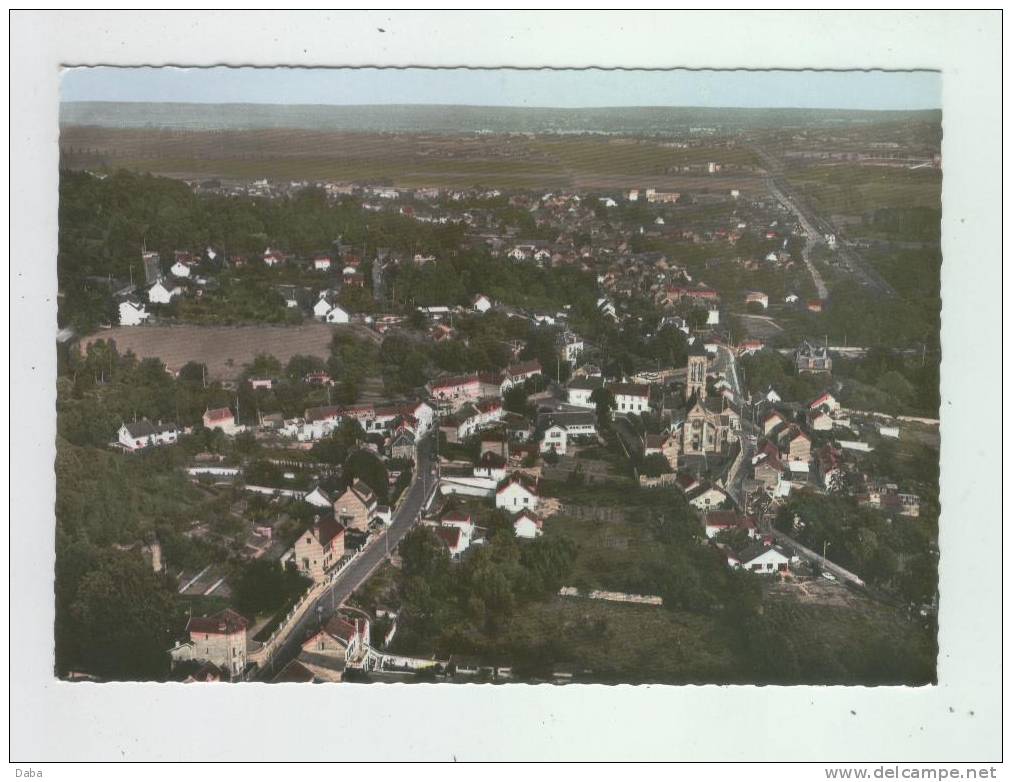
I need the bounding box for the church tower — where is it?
[686,342,708,400]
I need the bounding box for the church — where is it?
[667,341,742,457]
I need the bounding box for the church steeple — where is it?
[686,341,708,400]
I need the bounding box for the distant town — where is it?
[56,108,941,685]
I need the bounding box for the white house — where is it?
[735,544,794,575]
[608,382,650,415]
[688,484,729,511]
[118,419,179,451]
[313,255,333,271]
[706,307,720,326]
[539,423,568,456]
[512,510,544,540]
[170,260,192,278]
[148,281,182,304]
[304,486,333,509]
[495,474,540,512]
[763,387,782,404]
[118,299,150,326]
[473,294,492,313]
[567,377,603,408]
[325,304,351,324]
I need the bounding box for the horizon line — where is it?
[60,99,942,113]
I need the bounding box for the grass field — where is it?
[785,163,942,216]
[60,126,766,191]
[81,322,343,380]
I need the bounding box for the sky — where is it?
[60,67,941,111]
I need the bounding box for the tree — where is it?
[63,550,177,680]
[233,560,310,618]
[640,452,673,477]
[590,386,616,428]
[343,449,390,503]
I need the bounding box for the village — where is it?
[55,108,941,687]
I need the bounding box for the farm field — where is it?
[60,126,767,191]
[80,322,348,380]
[783,163,942,217]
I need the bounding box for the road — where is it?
[713,345,757,508]
[256,435,437,680]
[752,145,896,298]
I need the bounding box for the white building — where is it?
[118,419,179,451]
[495,475,540,512]
[539,423,568,456]
[118,299,150,326]
[566,377,602,408]
[608,382,650,415]
[170,260,192,278]
[325,304,351,324]
[148,281,182,304]
[473,294,492,313]
[512,510,544,539]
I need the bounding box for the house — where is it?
[608,382,650,414]
[440,510,475,545]
[539,422,568,455]
[762,386,782,404]
[734,543,793,574]
[169,608,249,681]
[325,304,351,324]
[762,410,786,435]
[170,259,192,278]
[744,291,769,309]
[304,486,333,509]
[795,339,832,374]
[567,376,604,408]
[502,360,543,391]
[809,391,841,414]
[203,407,240,436]
[118,419,179,451]
[333,479,378,532]
[495,473,540,512]
[643,432,680,472]
[389,428,416,461]
[263,248,284,267]
[473,293,492,313]
[806,300,824,313]
[753,442,789,496]
[147,280,182,304]
[435,525,469,559]
[556,332,584,363]
[776,425,812,464]
[512,509,544,539]
[808,409,833,432]
[293,516,347,582]
[170,660,226,683]
[313,293,338,320]
[687,483,729,511]
[118,299,150,326]
[313,255,333,271]
[427,373,482,408]
[703,511,759,540]
[300,614,370,679]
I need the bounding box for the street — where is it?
[752,144,896,298]
[256,434,437,680]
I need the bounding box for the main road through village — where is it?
[256,435,437,680]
